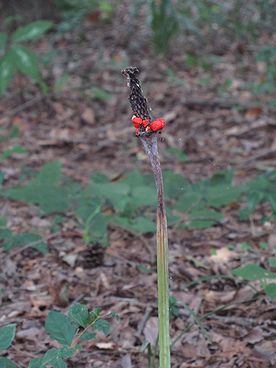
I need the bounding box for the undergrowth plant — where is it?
[122,66,170,367]
[0,304,114,367]
[0,19,52,95]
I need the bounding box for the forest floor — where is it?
[0,6,276,368]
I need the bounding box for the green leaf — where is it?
[263,283,276,300]
[34,161,62,185]
[84,212,109,247]
[42,348,66,367]
[28,358,43,368]
[2,232,47,254]
[0,145,27,160]
[94,319,110,336]
[3,162,70,215]
[74,198,101,225]
[11,45,40,80]
[45,311,76,345]
[130,186,157,207]
[207,186,242,208]
[232,264,276,281]
[0,32,7,50]
[0,52,15,95]
[112,215,155,234]
[188,209,223,229]
[85,181,130,212]
[80,331,96,341]
[269,257,276,267]
[174,191,203,212]
[0,324,16,351]
[11,20,53,42]
[163,170,189,199]
[0,357,17,368]
[68,303,89,328]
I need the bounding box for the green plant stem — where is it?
[140,135,170,368]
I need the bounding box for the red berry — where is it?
[149,118,166,132]
[131,115,143,129]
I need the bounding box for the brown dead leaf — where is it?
[81,108,95,125]
[144,317,158,346]
[254,341,276,363]
[243,327,264,344]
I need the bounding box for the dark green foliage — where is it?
[0,20,52,95]
[45,311,76,345]
[150,0,179,54]
[232,264,276,300]
[0,324,16,351]
[0,230,47,254]
[27,304,112,367]
[240,170,276,220]
[254,45,276,94]
[1,161,276,250]
[3,161,72,215]
[0,324,17,367]
[0,357,17,368]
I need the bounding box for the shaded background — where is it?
[0,1,276,367]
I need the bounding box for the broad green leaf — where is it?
[45,311,76,345]
[0,357,17,368]
[0,52,15,95]
[6,185,69,214]
[0,32,7,50]
[0,229,13,241]
[11,45,40,80]
[84,212,109,246]
[269,257,276,267]
[94,319,110,336]
[74,198,101,225]
[28,358,43,368]
[34,161,62,185]
[174,191,203,212]
[112,215,155,234]
[163,170,189,199]
[0,324,16,351]
[120,170,147,187]
[86,181,130,211]
[12,20,53,42]
[59,346,77,359]
[68,303,89,328]
[207,186,242,208]
[42,348,68,368]
[130,186,157,207]
[2,232,47,254]
[188,209,223,229]
[80,331,96,341]
[232,264,276,281]
[3,161,69,214]
[264,283,276,300]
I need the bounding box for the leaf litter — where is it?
[0,6,276,368]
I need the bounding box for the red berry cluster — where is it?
[132,115,166,136]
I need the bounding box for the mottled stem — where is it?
[140,135,170,368]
